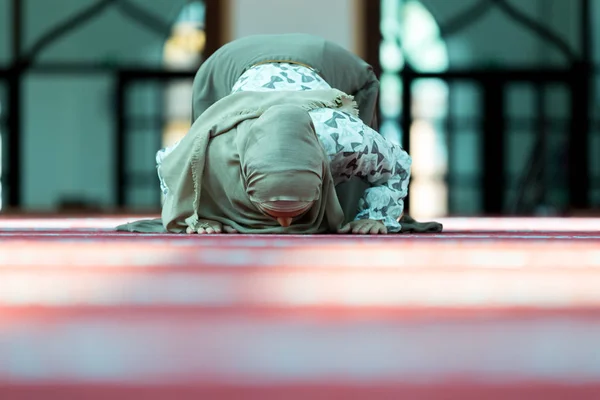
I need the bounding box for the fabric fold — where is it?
[128,89,358,234]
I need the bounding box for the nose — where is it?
[277,217,293,227]
[255,200,316,228]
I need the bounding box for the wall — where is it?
[424,0,579,68]
[0,0,595,213]
[0,0,8,64]
[419,0,584,214]
[228,0,361,55]
[0,0,188,210]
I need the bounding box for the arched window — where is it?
[162,1,206,148]
[379,0,449,219]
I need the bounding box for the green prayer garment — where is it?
[191,33,380,129]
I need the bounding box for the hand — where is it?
[338,219,388,235]
[186,219,238,234]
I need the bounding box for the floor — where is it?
[1,216,599,399]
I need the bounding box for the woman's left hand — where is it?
[338,219,388,235]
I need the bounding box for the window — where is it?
[162,1,206,148]
[380,0,449,219]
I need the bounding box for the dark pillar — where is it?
[363,0,382,78]
[481,79,506,215]
[115,72,127,207]
[204,0,224,58]
[445,82,455,213]
[401,69,413,154]
[7,0,23,208]
[567,0,591,210]
[401,69,413,212]
[568,65,590,210]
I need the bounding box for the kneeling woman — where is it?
[151,89,411,235]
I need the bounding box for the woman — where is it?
[119,36,442,235]
[155,89,368,235]
[155,61,411,234]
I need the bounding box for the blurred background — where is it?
[0,0,597,220]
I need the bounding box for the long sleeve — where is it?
[309,108,411,232]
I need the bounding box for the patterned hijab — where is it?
[158,89,354,233]
[240,105,323,224]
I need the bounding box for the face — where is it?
[239,105,325,228]
[256,200,315,227]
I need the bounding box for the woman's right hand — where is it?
[186,219,238,234]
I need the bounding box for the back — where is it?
[191,34,379,127]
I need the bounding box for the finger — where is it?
[186,226,195,234]
[196,228,207,234]
[370,224,388,234]
[358,224,372,234]
[213,226,222,234]
[352,224,367,234]
[360,224,373,235]
[223,226,238,234]
[369,225,381,234]
[205,227,215,234]
[338,223,351,233]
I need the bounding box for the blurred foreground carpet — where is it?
[0,216,599,399]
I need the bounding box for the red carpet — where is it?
[1,217,599,399]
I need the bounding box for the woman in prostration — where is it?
[118,34,442,235]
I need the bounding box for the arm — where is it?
[311,109,411,233]
[352,128,411,233]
